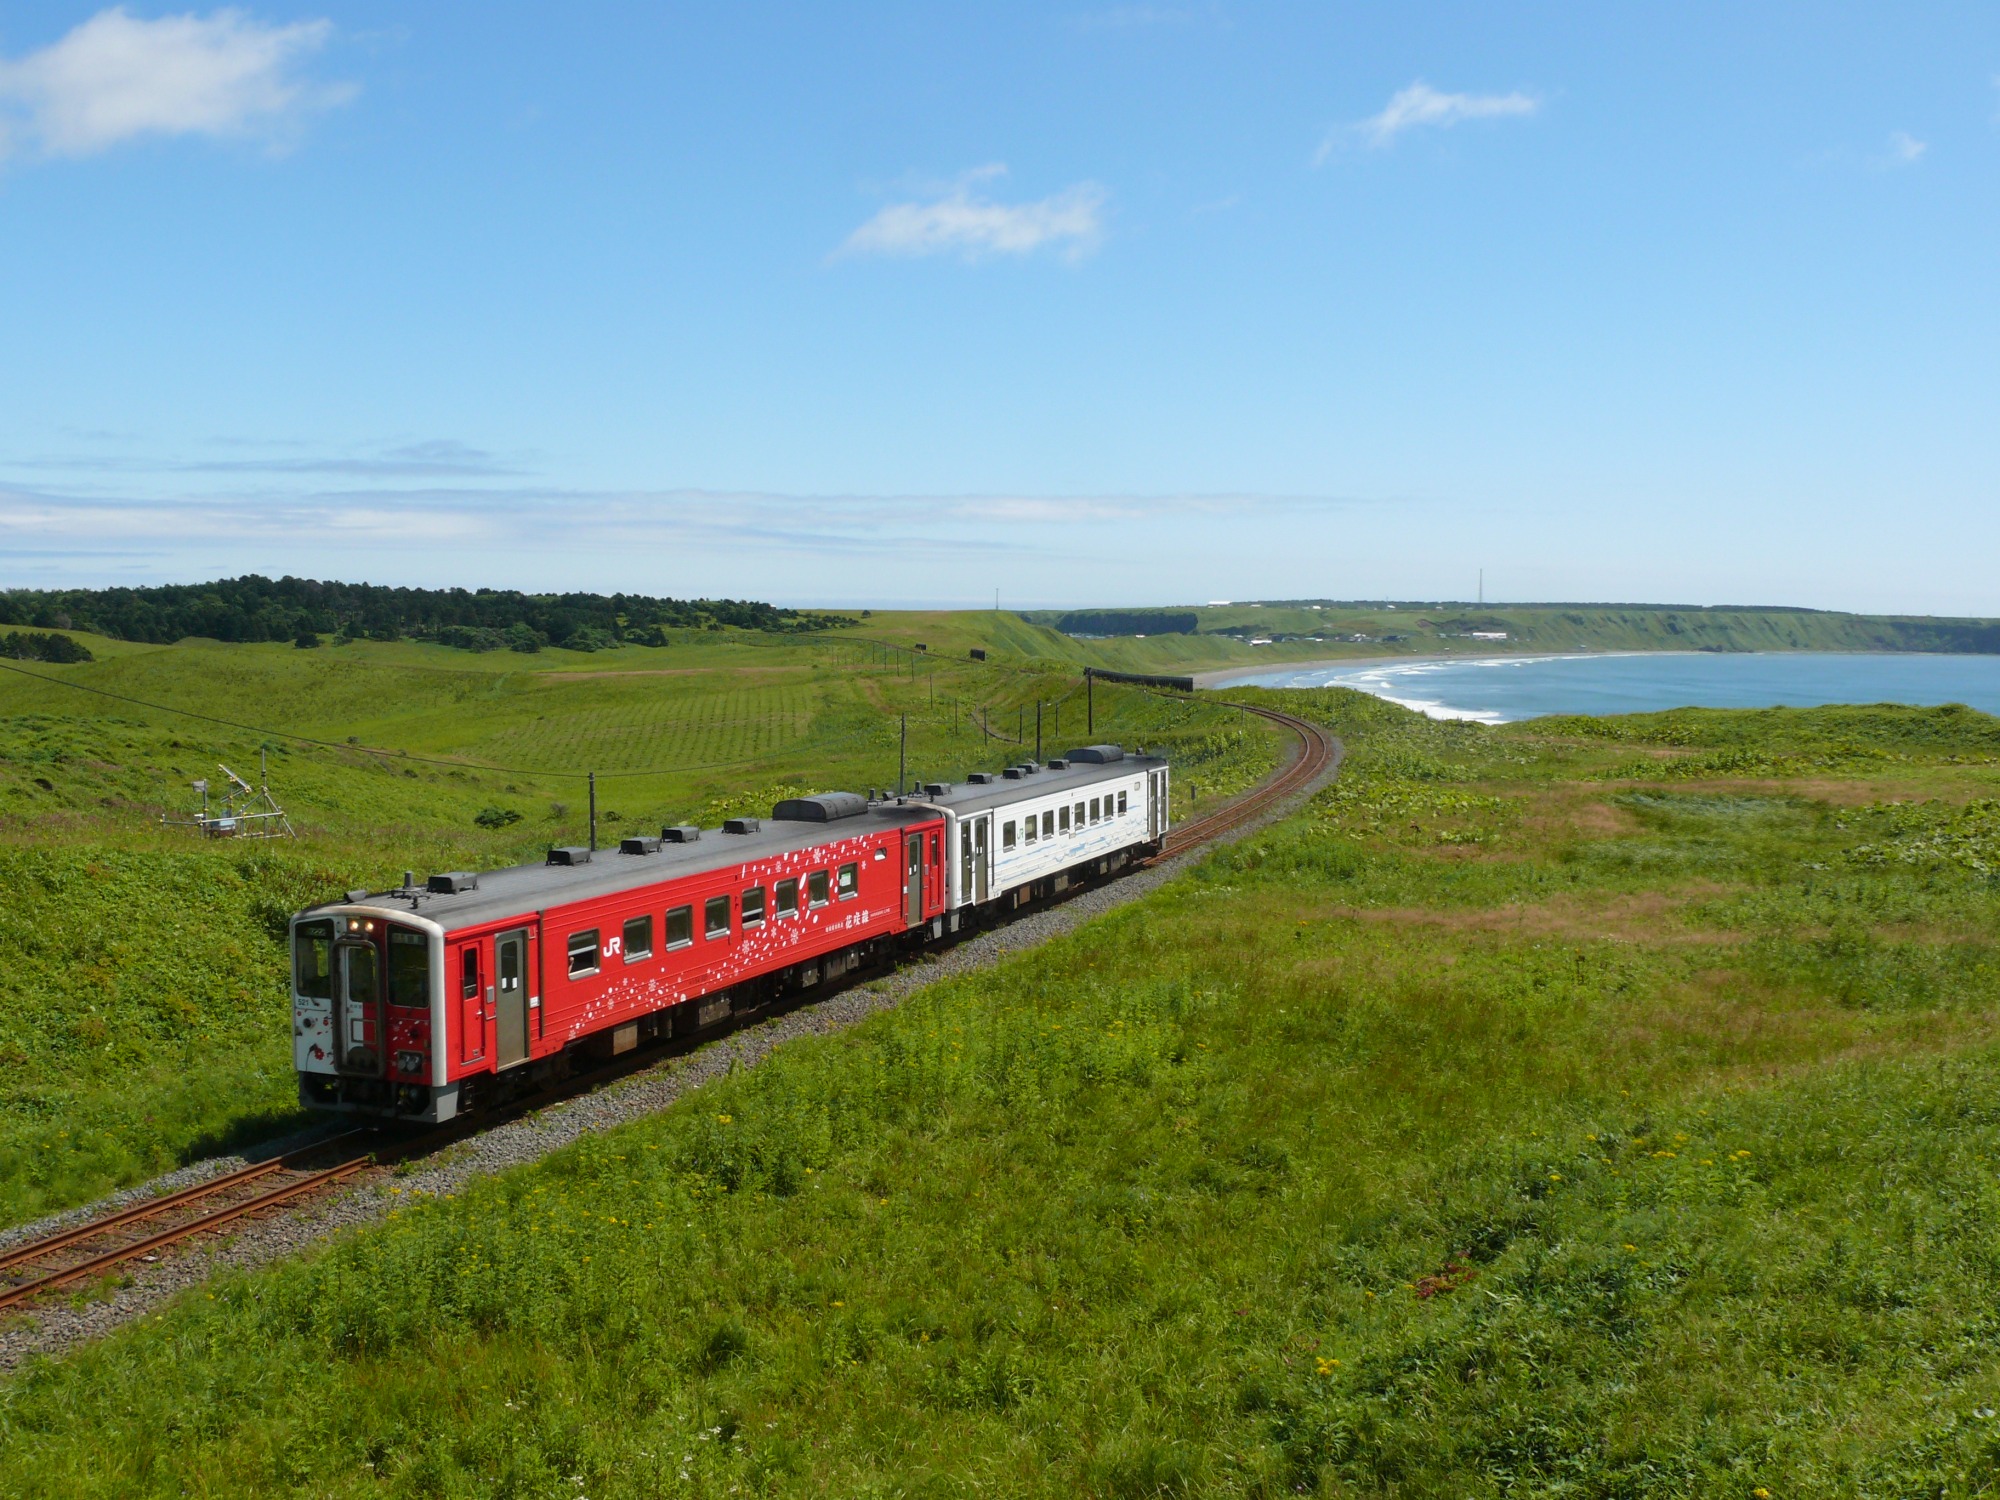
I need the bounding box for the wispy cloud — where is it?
[5,437,517,480]
[0,6,352,161]
[838,165,1107,262]
[1886,130,1927,165]
[1318,81,1539,162]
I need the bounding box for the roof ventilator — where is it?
[546,846,591,866]
[723,817,761,835]
[661,824,700,843]
[1065,745,1126,764]
[771,792,868,822]
[967,772,994,785]
[620,836,662,855]
[427,872,478,894]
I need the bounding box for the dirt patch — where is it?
[1320,886,1736,947]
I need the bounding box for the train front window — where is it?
[294,920,334,999]
[388,929,429,1006]
[343,943,379,1005]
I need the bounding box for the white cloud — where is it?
[838,166,1107,262]
[0,6,350,160]
[1887,130,1927,164]
[1318,80,1539,161]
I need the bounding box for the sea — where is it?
[1213,651,2000,725]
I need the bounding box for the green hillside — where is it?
[1024,600,2000,665]
[12,691,2000,1493]
[0,629,1282,1226]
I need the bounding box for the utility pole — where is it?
[1478,569,1484,606]
[1086,670,1093,735]
[898,714,907,797]
[1036,701,1043,761]
[588,771,597,851]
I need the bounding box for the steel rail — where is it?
[1153,700,1339,860]
[0,1134,381,1312]
[0,1129,370,1277]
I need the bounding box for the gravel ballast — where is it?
[0,735,1340,1372]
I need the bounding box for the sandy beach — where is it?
[1192,651,1532,690]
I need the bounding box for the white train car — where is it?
[900,745,1169,919]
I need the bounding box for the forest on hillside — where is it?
[0,577,854,653]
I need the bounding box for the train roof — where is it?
[307,747,1164,933]
[905,746,1165,816]
[310,801,944,932]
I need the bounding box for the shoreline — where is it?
[1187,646,1995,692]
[1190,649,1642,691]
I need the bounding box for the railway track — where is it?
[0,1131,382,1314]
[1155,699,1341,858]
[1,698,1338,1318]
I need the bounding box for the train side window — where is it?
[775,877,799,917]
[1042,810,1054,838]
[742,885,766,928]
[295,920,334,998]
[567,929,600,978]
[389,929,429,1005]
[1059,805,1070,833]
[1024,814,1038,844]
[1090,797,1101,823]
[1118,791,1128,814]
[705,895,731,939]
[808,870,830,908]
[1074,802,1085,828]
[666,906,693,949]
[1002,820,1016,849]
[836,862,859,898]
[460,945,479,1000]
[623,915,653,961]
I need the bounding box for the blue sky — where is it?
[1,3,1996,612]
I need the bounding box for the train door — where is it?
[968,815,990,903]
[904,833,923,925]
[1148,771,1167,839]
[495,929,530,1068]
[334,938,381,1074]
[458,940,487,1066]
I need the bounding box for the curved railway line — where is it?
[0,699,1339,1320]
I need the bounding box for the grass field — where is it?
[0,622,1281,1228]
[8,683,2000,1493]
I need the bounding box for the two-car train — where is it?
[292,746,1170,1122]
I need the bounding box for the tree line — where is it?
[0,577,853,653]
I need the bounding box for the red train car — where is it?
[292,794,947,1122]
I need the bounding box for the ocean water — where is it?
[1216,652,2000,725]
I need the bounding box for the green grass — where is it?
[0,627,1280,1227]
[9,689,2000,1492]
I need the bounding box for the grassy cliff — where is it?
[1025,600,2000,665]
